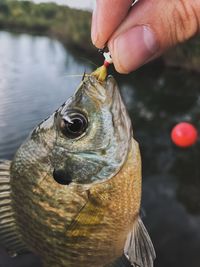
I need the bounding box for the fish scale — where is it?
[25,140,140,267]
[0,74,155,267]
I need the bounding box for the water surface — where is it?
[0,31,200,267]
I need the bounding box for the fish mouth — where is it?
[81,74,117,105]
[50,73,132,187]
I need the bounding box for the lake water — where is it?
[0,31,200,267]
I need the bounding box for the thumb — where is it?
[107,0,200,73]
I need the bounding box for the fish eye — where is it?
[60,110,88,139]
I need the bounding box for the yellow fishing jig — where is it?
[92,51,113,82]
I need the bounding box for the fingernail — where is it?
[112,26,159,73]
[91,7,97,45]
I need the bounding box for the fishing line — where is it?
[76,57,98,68]
[63,74,87,78]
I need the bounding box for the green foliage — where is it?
[0,0,93,53]
[2,0,199,68]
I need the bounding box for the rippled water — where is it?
[0,31,200,267]
[0,31,92,160]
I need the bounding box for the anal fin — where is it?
[124,217,156,267]
[0,160,29,256]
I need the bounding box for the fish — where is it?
[0,73,155,267]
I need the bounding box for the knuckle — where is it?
[172,0,200,43]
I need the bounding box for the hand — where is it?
[91,0,200,73]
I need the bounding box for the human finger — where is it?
[91,0,133,48]
[107,0,200,73]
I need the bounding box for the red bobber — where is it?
[171,122,198,147]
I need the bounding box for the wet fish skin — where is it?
[0,74,155,267]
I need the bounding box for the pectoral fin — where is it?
[124,217,156,267]
[105,217,155,267]
[0,160,29,256]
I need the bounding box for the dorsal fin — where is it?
[0,160,29,256]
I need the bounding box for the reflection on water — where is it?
[0,31,200,267]
[0,31,92,160]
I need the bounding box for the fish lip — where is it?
[52,73,132,187]
[105,75,116,84]
[87,74,116,89]
[77,74,117,107]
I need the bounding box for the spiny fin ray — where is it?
[0,160,29,256]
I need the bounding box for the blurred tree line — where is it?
[0,0,200,70]
[0,0,94,53]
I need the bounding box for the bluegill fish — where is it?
[0,74,155,267]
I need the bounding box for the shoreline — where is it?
[0,1,200,73]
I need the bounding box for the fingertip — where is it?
[91,6,106,48]
[109,25,159,73]
[91,7,97,45]
[108,42,130,74]
[91,0,133,48]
